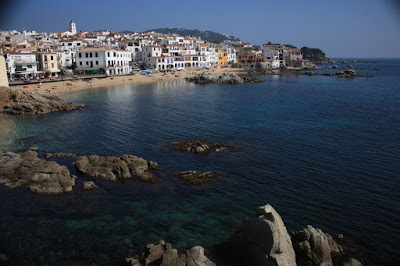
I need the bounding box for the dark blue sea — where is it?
[0,59,399,265]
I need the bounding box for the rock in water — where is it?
[214,204,296,266]
[125,241,215,266]
[291,225,341,266]
[82,181,98,190]
[174,139,233,154]
[0,147,76,194]
[176,170,214,184]
[75,154,157,182]
[186,73,244,84]
[0,86,84,115]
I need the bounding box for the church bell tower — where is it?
[69,19,77,35]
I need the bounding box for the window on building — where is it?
[27,65,32,68]
[114,52,116,57]
[86,53,88,58]
[107,52,110,57]
[80,62,82,66]
[79,53,82,58]
[51,63,54,68]
[90,53,93,58]
[45,63,48,69]
[95,52,98,57]
[96,61,98,65]
[86,61,89,66]
[50,56,53,60]
[44,55,47,61]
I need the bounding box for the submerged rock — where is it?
[82,181,99,190]
[0,147,76,194]
[75,154,157,182]
[45,152,78,158]
[176,170,214,184]
[174,139,233,154]
[0,86,84,115]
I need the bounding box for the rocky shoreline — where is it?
[0,86,84,115]
[126,204,363,266]
[186,73,263,84]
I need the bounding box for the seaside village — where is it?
[0,20,309,86]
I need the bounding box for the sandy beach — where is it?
[9,67,248,97]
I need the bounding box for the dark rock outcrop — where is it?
[291,225,341,266]
[213,204,296,266]
[0,147,76,194]
[75,154,157,182]
[0,253,9,263]
[0,87,84,115]
[186,73,244,84]
[176,171,214,184]
[125,240,216,266]
[291,225,363,266]
[174,139,233,154]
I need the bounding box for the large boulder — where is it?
[218,73,244,84]
[75,154,157,182]
[214,204,296,266]
[290,225,363,266]
[291,225,340,266]
[0,147,76,194]
[0,87,84,115]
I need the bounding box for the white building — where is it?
[262,47,280,69]
[5,52,41,79]
[75,48,132,75]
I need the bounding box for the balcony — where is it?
[15,59,38,64]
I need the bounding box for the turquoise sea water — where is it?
[0,59,399,265]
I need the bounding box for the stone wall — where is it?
[0,56,9,87]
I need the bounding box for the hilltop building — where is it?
[69,20,77,35]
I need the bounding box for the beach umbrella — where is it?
[23,85,28,88]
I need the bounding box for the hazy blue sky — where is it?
[1,0,399,58]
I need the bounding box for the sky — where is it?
[0,0,399,58]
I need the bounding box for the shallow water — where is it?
[0,59,399,265]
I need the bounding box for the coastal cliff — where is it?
[0,86,84,114]
[126,204,363,266]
